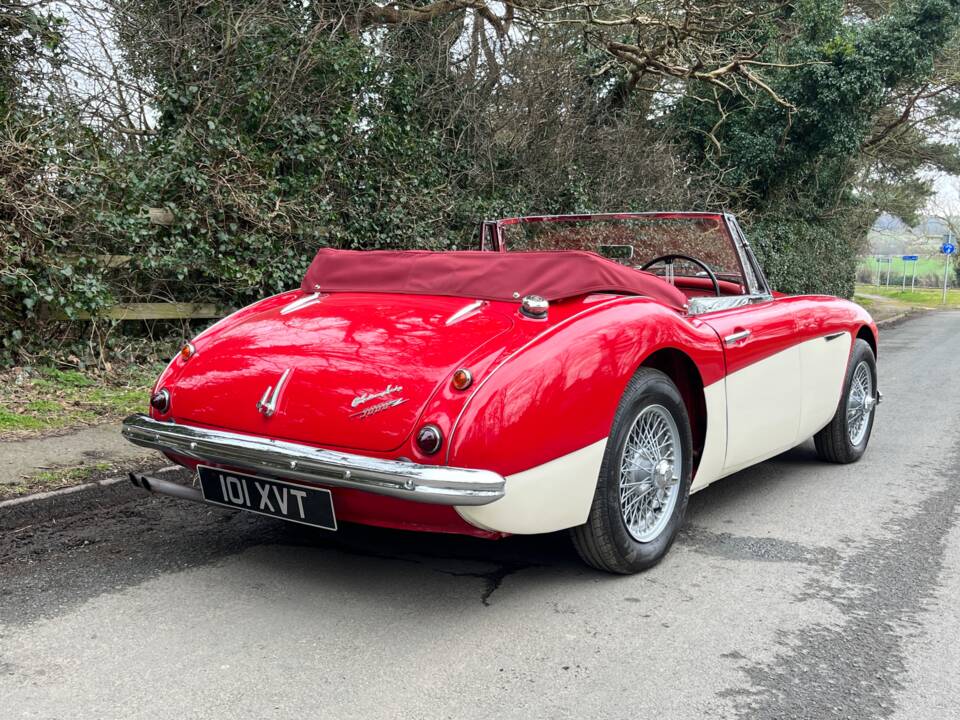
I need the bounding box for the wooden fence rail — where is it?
[66,303,228,321]
[51,252,229,320]
[47,301,229,321]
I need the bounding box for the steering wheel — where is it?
[640,254,721,297]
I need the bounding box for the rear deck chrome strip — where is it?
[445,299,485,326]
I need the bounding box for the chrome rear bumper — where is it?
[121,414,505,506]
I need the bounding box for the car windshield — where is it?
[492,214,751,290]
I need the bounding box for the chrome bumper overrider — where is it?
[121,414,505,506]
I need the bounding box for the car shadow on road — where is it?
[685,440,820,520]
[237,440,826,599]
[2,442,837,624]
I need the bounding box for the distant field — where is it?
[857,256,954,286]
[855,283,960,309]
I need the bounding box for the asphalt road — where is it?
[3,312,960,720]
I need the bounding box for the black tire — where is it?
[814,338,878,464]
[570,368,694,574]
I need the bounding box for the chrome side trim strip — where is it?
[121,415,504,506]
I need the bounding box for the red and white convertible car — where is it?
[122,213,879,573]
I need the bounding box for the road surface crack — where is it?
[433,561,538,606]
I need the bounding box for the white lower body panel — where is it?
[797,332,851,440]
[691,381,727,492]
[456,439,607,534]
[706,333,851,481]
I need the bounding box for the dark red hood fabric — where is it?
[301,249,687,309]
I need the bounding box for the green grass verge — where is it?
[0,462,112,501]
[855,284,960,308]
[0,363,164,436]
[857,257,951,280]
[0,408,48,431]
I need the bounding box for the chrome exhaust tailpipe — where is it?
[129,472,204,503]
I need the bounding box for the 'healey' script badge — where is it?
[350,385,406,419]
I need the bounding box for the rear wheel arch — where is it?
[639,348,706,472]
[856,325,878,358]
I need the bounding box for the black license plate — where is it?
[197,465,337,530]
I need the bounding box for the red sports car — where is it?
[122,213,879,573]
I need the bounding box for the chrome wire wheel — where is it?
[618,404,682,543]
[846,360,875,446]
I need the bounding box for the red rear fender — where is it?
[447,298,724,476]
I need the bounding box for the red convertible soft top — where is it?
[301,249,688,309]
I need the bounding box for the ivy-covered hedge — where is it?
[3,27,519,355]
[750,215,860,298]
[5,0,960,363]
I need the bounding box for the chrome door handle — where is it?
[724,329,751,345]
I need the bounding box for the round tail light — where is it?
[416,424,443,455]
[150,388,171,414]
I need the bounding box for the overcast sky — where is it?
[931,173,960,211]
